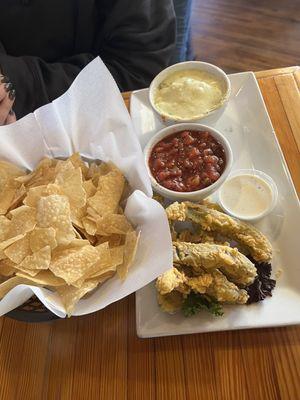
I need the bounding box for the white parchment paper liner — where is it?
[0,57,172,317]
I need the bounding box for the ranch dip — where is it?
[154,69,226,120]
[219,174,273,219]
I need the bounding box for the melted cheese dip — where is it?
[154,70,226,120]
[219,174,273,219]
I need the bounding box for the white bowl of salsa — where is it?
[149,61,231,125]
[144,123,233,201]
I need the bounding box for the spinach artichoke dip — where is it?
[154,70,226,120]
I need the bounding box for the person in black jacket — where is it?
[0,0,176,123]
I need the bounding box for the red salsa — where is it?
[149,130,226,192]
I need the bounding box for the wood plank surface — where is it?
[257,77,300,194]
[127,295,156,400]
[255,66,299,79]
[0,67,299,400]
[191,0,300,74]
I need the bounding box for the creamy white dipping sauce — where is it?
[154,70,226,120]
[219,174,273,219]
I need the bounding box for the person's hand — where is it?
[0,75,16,125]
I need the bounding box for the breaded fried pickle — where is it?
[155,267,187,295]
[167,202,272,262]
[157,267,248,305]
[173,241,257,286]
[157,291,185,313]
[177,228,230,246]
[207,270,249,304]
[186,274,213,293]
[177,229,215,244]
[186,270,248,304]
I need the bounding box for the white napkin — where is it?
[0,57,172,317]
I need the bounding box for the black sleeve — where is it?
[0,40,6,54]
[98,0,176,91]
[0,54,95,118]
[0,0,175,119]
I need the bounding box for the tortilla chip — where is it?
[90,270,116,284]
[83,180,96,198]
[29,227,57,252]
[117,231,139,280]
[4,235,31,264]
[15,267,40,277]
[0,259,17,277]
[82,242,112,281]
[86,207,99,220]
[57,279,99,316]
[110,246,124,268]
[44,183,63,196]
[75,226,97,245]
[0,216,12,241]
[20,158,56,188]
[82,217,97,236]
[83,242,122,280]
[49,245,99,285]
[0,170,7,189]
[88,265,119,281]
[53,239,90,252]
[0,276,33,299]
[0,161,26,178]
[96,234,124,247]
[96,214,133,235]
[0,187,16,215]
[36,194,75,245]
[24,184,63,207]
[97,162,112,176]
[55,167,86,209]
[70,206,86,229]
[8,206,36,236]
[23,185,47,207]
[18,245,51,271]
[0,234,25,252]
[15,158,52,185]
[16,270,65,286]
[8,184,27,211]
[87,170,125,215]
[54,159,75,176]
[68,153,89,178]
[86,162,102,182]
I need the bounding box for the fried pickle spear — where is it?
[173,241,256,286]
[156,267,187,295]
[157,291,185,313]
[167,202,272,262]
[178,229,214,244]
[206,270,248,304]
[186,274,213,293]
[156,267,248,307]
[177,228,230,246]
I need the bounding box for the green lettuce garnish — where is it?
[182,292,224,317]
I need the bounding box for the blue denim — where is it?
[171,0,194,64]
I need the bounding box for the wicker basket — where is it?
[6,296,59,322]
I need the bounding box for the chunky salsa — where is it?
[149,130,226,192]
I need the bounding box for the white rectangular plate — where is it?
[131,72,300,338]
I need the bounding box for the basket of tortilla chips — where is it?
[0,58,172,319]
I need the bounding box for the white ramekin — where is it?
[144,123,233,201]
[218,169,278,221]
[149,61,231,125]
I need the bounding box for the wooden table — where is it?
[0,67,299,400]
